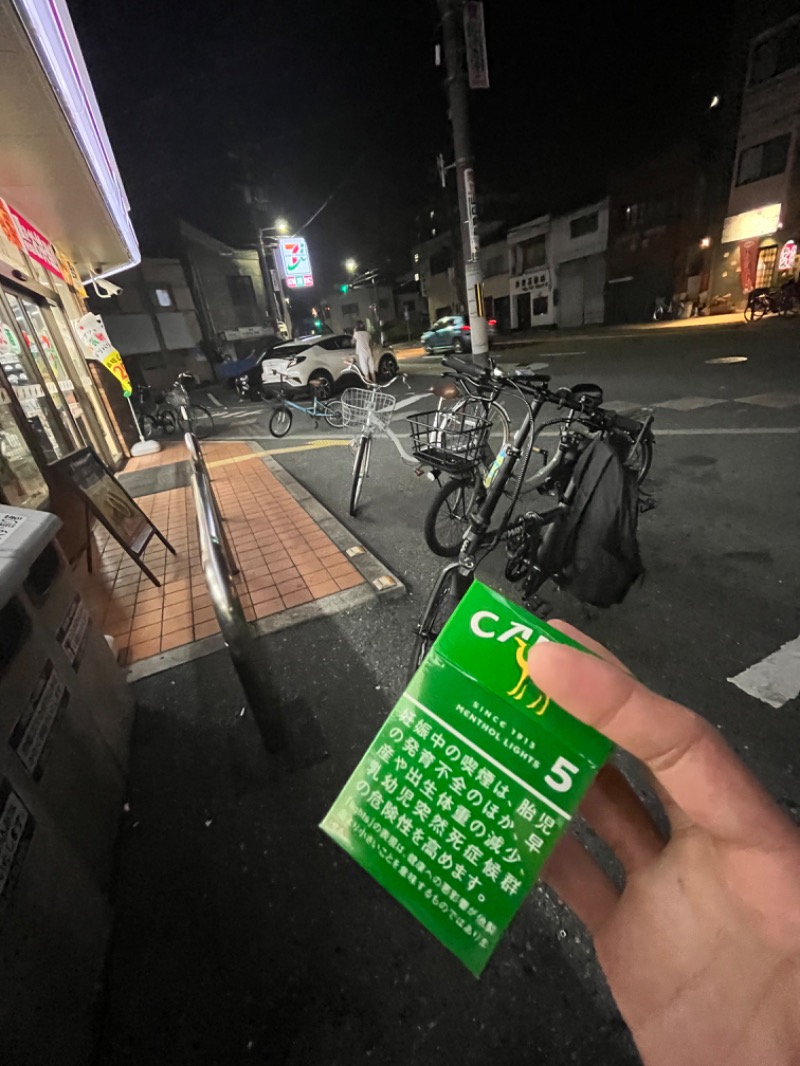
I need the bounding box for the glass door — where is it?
[5,290,82,450]
[0,307,70,463]
[0,370,48,507]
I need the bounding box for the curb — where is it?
[261,452,406,601]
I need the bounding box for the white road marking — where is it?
[654,396,726,411]
[736,392,800,409]
[728,636,800,708]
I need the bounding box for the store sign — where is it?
[75,313,132,397]
[8,208,63,279]
[278,237,314,289]
[513,270,550,294]
[464,2,490,89]
[721,203,781,244]
[739,240,759,292]
[778,240,797,272]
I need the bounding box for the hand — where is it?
[527,624,800,1066]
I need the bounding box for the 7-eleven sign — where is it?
[278,237,314,289]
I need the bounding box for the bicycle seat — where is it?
[570,382,603,405]
[514,365,551,384]
[430,379,461,400]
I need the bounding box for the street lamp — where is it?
[274,218,290,235]
[345,258,358,275]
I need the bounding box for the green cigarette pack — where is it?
[321,581,612,975]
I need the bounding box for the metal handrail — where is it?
[184,431,285,752]
[184,429,239,575]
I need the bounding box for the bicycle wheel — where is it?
[781,294,799,317]
[140,414,156,440]
[424,475,484,557]
[624,435,654,486]
[451,396,511,456]
[269,405,293,438]
[323,399,345,428]
[188,405,214,439]
[349,434,372,516]
[160,407,178,436]
[408,565,473,678]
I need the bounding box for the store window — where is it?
[6,293,84,451]
[756,245,778,288]
[736,134,791,186]
[0,306,70,462]
[0,386,48,507]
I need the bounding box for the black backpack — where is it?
[556,438,644,608]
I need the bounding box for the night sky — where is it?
[70,0,735,290]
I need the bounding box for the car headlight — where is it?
[286,355,307,368]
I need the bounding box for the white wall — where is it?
[550,199,609,266]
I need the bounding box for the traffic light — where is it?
[340,283,349,294]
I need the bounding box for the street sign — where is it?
[464,168,479,260]
[278,237,314,289]
[321,582,611,976]
[464,2,490,90]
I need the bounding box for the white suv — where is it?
[261,333,398,399]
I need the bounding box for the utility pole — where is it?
[437,0,489,367]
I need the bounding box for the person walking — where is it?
[352,320,376,383]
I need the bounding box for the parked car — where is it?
[261,334,398,399]
[421,315,497,354]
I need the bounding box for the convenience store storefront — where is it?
[0,0,139,532]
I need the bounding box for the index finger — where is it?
[527,641,791,848]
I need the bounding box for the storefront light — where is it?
[12,0,139,276]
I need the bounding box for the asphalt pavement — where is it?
[96,316,800,1066]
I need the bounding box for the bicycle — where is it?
[341,360,515,519]
[267,375,346,437]
[409,361,655,676]
[134,385,178,439]
[744,281,800,321]
[167,373,214,439]
[420,358,653,557]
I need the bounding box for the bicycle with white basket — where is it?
[341,363,423,516]
[342,362,498,521]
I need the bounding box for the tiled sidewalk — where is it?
[80,442,364,666]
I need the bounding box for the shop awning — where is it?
[0,0,139,280]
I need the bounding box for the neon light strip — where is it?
[12,0,140,276]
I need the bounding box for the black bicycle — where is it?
[418,362,653,559]
[134,385,178,439]
[409,357,655,676]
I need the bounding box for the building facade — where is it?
[711,16,800,307]
[90,259,207,391]
[550,200,609,328]
[507,216,554,329]
[180,222,277,360]
[605,144,713,324]
[0,0,139,524]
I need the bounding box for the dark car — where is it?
[420,314,497,354]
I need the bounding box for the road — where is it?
[99,316,800,1066]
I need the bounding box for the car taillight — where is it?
[488,319,497,326]
[463,324,471,332]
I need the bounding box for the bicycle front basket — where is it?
[165,384,190,408]
[407,408,491,473]
[341,388,397,429]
